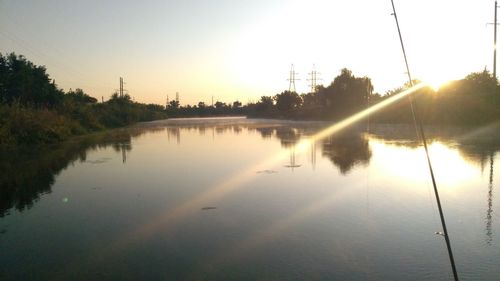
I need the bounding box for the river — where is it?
[0,117,499,280]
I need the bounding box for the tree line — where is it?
[170,68,500,126]
[0,53,167,146]
[2,52,499,146]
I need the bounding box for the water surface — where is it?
[1,117,499,281]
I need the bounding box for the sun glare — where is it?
[420,69,456,92]
[425,77,450,92]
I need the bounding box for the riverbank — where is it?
[0,53,168,148]
[0,101,167,147]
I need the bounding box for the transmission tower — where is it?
[117,77,128,97]
[287,64,299,92]
[307,64,322,93]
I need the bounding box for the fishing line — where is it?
[390,1,460,280]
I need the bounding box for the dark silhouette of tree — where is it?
[65,88,97,104]
[168,99,180,109]
[318,68,373,119]
[214,101,226,109]
[0,53,64,107]
[463,69,498,94]
[274,91,302,115]
[233,100,242,108]
[245,96,275,117]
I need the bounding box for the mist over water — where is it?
[0,117,499,281]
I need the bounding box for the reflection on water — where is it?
[1,118,500,280]
[486,153,495,245]
[0,129,138,217]
[0,127,167,218]
[322,132,371,174]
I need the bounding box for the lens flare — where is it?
[424,76,451,92]
[58,82,429,279]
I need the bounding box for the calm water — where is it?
[1,117,499,281]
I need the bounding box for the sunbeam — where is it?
[56,82,428,279]
[191,181,365,278]
[120,82,427,246]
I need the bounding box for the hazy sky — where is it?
[0,0,494,105]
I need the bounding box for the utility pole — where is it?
[287,64,299,92]
[119,77,123,97]
[495,0,498,79]
[488,1,500,80]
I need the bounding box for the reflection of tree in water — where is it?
[215,126,228,135]
[233,126,242,135]
[274,127,301,148]
[167,127,181,144]
[321,132,372,174]
[255,127,275,139]
[0,128,154,217]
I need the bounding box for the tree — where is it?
[65,88,97,104]
[274,91,302,113]
[109,92,132,104]
[0,53,64,107]
[167,99,180,109]
[232,100,242,108]
[321,68,373,119]
[463,69,498,94]
[214,101,226,109]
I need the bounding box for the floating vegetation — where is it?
[256,170,278,174]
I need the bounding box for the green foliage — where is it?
[7,50,494,129]
[65,88,97,104]
[0,53,64,107]
[274,91,302,115]
[243,67,500,126]
[372,70,500,125]
[0,103,83,146]
[0,53,167,147]
[317,68,372,119]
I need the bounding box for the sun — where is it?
[419,67,458,92]
[424,76,451,92]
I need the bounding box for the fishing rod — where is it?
[390,1,460,280]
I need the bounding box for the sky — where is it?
[0,0,495,105]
